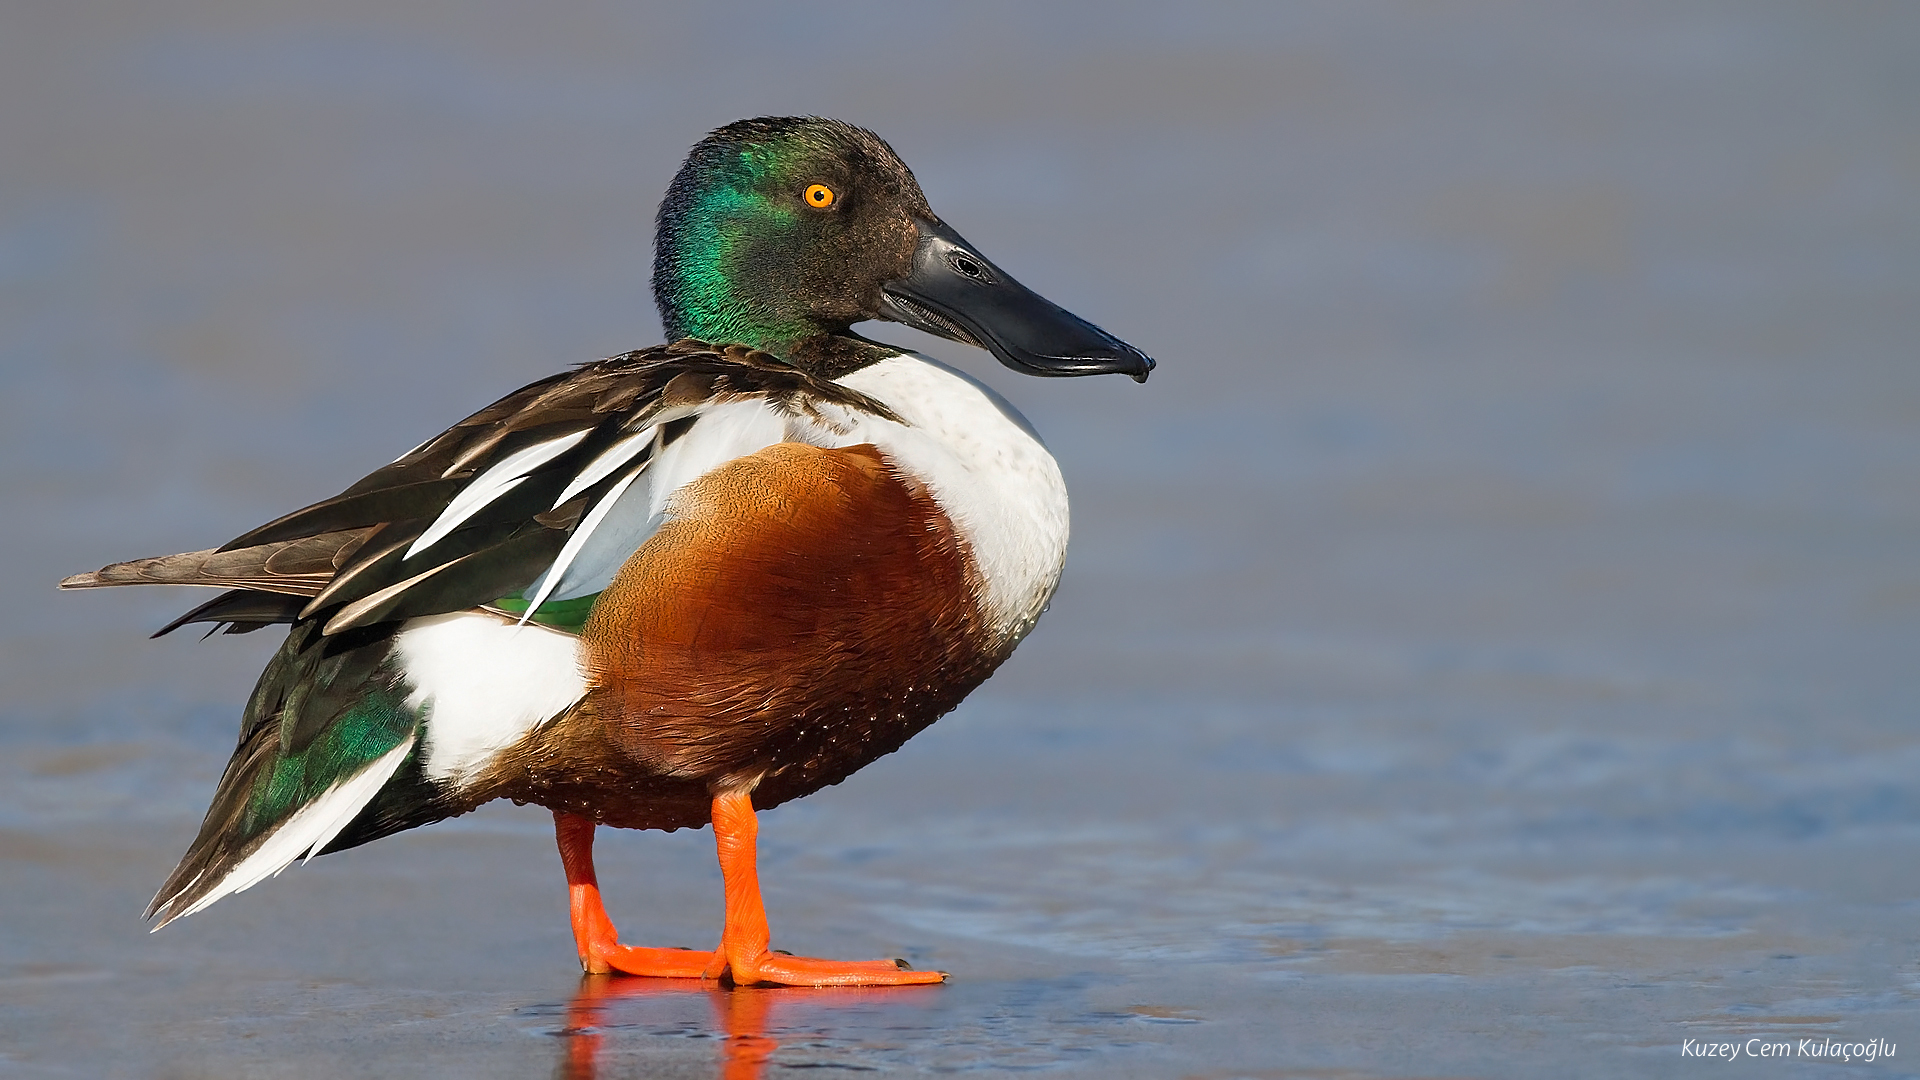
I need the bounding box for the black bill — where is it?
[878,217,1155,383]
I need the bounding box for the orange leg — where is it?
[701,789,946,987]
[554,810,711,977]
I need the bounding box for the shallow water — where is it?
[4,3,1918,1077]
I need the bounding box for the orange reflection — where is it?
[713,987,777,1080]
[555,973,938,1080]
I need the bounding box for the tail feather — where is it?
[60,529,377,597]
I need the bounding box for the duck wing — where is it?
[115,339,903,926]
[61,339,899,637]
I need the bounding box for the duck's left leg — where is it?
[554,810,711,976]
[701,789,947,987]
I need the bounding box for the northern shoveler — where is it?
[62,116,1153,987]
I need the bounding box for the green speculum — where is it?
[489,590,598,634]
[242,675,415,838]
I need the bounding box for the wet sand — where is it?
[4,3,1918,1077]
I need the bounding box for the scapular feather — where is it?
[306,501,557,624]
[400,450,589,561]
[325,524,571,634]
[298,528,426,618]
[220,478,469,552]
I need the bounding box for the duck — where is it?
[61,116,1153,987]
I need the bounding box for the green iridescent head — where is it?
[652,117,930,356]
[652,117,1154,382]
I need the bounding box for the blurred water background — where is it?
[3,3,1917,1077]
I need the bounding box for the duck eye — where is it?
[804,183,836,209]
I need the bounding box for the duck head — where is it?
[653,117,1153,382]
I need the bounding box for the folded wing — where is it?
[61,340,901,636]
[65,340,904,925]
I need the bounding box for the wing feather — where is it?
[152,590,307,637]
[82,339,912,926]
[323,525,570,634]
[64,340,904,636]
[219,480,467,552]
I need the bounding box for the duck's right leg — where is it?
[700,790,946,986]
[554,810,712,976]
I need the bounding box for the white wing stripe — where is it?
[406,429,591,559]
[535,398,789,604]
[406,475,529,559]
[517,464,647,623]
[553,425,657,509]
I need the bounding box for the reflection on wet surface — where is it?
[548,977,941,1080]
[537,968,1227,1077]
[5,2,1918,1077]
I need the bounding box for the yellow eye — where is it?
[804,183,836,208]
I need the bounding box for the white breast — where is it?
[830,353,1070,645]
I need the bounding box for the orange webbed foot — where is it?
[579,924,715,977]
[705,791,947,987]
[706,949,946,987]
[557,810,715,978]
[583,942,715,978]
[554,802,952,987]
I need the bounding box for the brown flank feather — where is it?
[467,442,1005,832]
